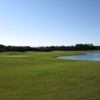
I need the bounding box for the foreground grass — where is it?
[0,51,100,100]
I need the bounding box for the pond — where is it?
[57,52,100,61]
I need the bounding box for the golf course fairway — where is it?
[0,51,100,100]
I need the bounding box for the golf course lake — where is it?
[58,52,100,61]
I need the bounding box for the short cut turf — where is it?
[0,51,100,100]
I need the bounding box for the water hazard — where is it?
[58,52,100,61]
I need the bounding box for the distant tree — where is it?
[0,43,100,52]
[0,44,6,52]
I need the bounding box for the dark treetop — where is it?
[0,44,100,52]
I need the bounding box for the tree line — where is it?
[0,44,100,52]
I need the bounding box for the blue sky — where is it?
[0,0,100,46]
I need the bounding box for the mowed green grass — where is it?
[0,51,100,100]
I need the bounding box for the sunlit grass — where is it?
[0,51,100,100]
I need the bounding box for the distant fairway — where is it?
[0,51,100,100]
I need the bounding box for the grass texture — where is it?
[0,51,100,100]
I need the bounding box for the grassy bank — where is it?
[0,51,100,100]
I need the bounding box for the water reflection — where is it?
[58,52,100,61]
